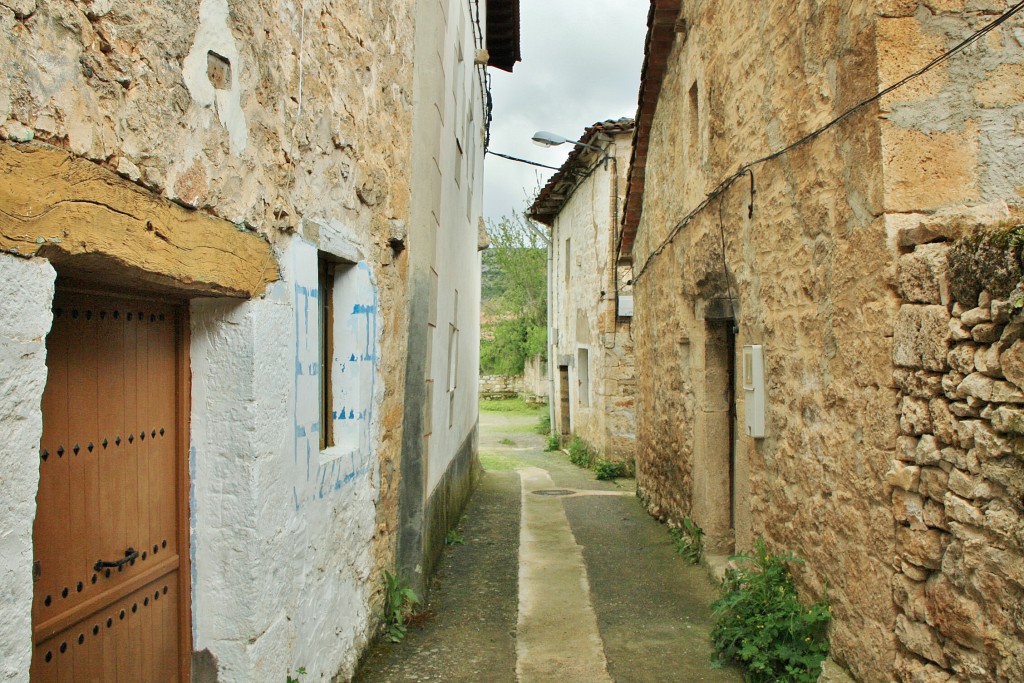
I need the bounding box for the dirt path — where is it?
[353,408,742,682]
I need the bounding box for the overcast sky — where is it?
[483,1,649,222]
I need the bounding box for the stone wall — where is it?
[631,2,896,679]
[889,208,1024,682]
[479,374,524,396]
[630,1,1024,680]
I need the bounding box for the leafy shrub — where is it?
[594,459,628,480]
[545,433,560,451]
[710,538,830,682]
[536,410,551,435]
[669,517,704,564]
[384,571,421,642]
[567,436,594,468]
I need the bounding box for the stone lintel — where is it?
[0,142,279,298]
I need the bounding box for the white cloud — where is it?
[484,0,648,222]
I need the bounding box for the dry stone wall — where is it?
[890,210,1024,682]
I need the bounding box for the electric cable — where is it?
[486,149,562,171]
[630,0,1024,283]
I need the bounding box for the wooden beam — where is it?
[0,142,278,298]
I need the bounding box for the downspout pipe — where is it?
[547,225,555,436]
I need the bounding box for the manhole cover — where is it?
[531,489,575,496]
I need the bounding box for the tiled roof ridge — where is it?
[619,0,682,259]
[526,117,636,226]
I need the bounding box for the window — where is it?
[564,238,571,284]
[318,256,335,450]
[577,347,590,408]
[448,290,460,428]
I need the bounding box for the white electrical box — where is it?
[742,344,766,438]
[618,295,634,317]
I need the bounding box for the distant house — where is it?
[622,1,1024,681]
[0,0,518,680]
[528,118,636,461]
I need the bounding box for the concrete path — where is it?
[353,408,742,682]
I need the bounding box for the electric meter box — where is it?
[742,344,766,438]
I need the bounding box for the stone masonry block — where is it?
[943,492,984,526]
[899,244,949,305]
[929,399,958,445]
[895,614,948,668]
[901,397,934,436]
[887,460,922,492]
[960,306,991,327]
[894,489,927,529]
[948,344,976,374]
[920,467,949,502]
[894,305,951,371]
[989,405,1024,434]
[957,372,1024,403]
[1001,339,1024,390]
[897,526,946,569]
[883,122,979,213]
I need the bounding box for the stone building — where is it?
[528,118,636,461]
[622,1,1024,681]
[0,1,518,681]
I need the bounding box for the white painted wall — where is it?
[191,235,384,681]
[0,255,55,683]
[424,0,485,493]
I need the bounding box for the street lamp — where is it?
[531,130,610,169]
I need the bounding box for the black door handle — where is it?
[94,547,139,572]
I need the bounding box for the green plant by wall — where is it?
[594,459,628,480]
[383,571,421,643]
[285,667,306,683]
[445,529,465,545]
[567,436,594,468]
[669,517,704,564]
[536,410,551,435]
[545,433,560,451]
[948,225,1024,306]
[710,538,830,683]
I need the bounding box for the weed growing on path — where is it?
[669,517,704,564]
[384,571,421,643]
[498,437,516,446]
[594,459,629,480]
[285,667,306,683]
[536,410,551,435]
[568,436,595,468]
[545,433,560,451]
[445,529,465,545]
[710,538,830,682]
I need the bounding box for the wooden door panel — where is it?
[33,292,186,683]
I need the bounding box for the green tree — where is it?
[480,213,548,376]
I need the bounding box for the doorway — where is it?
[31,289,190,682]
[558,365,571,435]
[698,319,737,554]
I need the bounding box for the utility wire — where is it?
[486,149,563,171]
[631,0,1024,283]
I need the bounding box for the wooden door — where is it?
[32,291,190,683]
[558,365,571,434]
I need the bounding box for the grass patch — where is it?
[498,437,516,446]
[479,397,544,415]
[479,451,523,471]
[669,517,704,564]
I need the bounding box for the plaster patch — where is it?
[182,0,248,154]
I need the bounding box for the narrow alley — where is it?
[354,404,741,683]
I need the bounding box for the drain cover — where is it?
[531,489,575,496]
